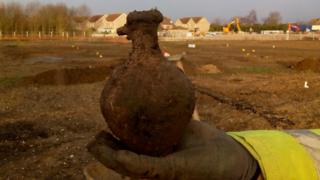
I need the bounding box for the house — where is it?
[99,13,127,34]
[87,15,104,29]
[160,17,174,30]
[160,25,189,38]
[175,16,210,34]
[312,25,320,31]
[87,13,127,34]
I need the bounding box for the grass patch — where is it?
[0,76,22,88]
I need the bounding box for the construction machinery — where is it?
[288,23,300,32]
[288,23,314,32]
[223,18,241,33]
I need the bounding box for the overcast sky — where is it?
[2,0,319,22]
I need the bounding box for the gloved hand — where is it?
[87,120,260,180]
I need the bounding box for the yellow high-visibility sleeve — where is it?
[287,130,320,177]
[228,130,319,180]
[311,129,320,136]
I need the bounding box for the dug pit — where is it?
[23,65,115,86]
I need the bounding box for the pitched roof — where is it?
[161,17,173,25]
[179,17,192,24]
[178,17,205,24]
[192,17,204,23]
[89,15,103,23]
[106,13,123,22]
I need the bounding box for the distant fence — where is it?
[0,31,319,41]
[0,31,129,42]
[160,33,320,41]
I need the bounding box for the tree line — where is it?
[0,2,90,34]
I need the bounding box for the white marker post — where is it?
[38,31,41,39]
[26,31,29,38]
[188,44,196,48]
[312,32,315,41]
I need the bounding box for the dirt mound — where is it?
[199,64,221,74]
[0,121,49,141]
[294,58,320,72]
[24,65,115,85]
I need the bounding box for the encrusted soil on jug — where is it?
[100,10,195,156]
[1,39,320,178]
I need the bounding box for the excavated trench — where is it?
[23,65,115,86]
[196,85,295,128]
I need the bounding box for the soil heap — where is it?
[294,58,320,73]
[199,64,221,74]
[100,9,195,156]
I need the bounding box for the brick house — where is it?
[87,15,105,29]
[99,13,127,33]
[160,17,174,30]
[87,13,127,34]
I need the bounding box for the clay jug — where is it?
[100,9,195,156]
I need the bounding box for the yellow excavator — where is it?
[223,18,241,33]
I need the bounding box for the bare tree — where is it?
[0,2,5,32]
[71,4,91,17]
[247,10,258,24]
[70,4,91,31]
[6,2,28,33]
[212,17,225,25]
[264,11,282,25]
[25,1,42,33]
[240,10,258,25]
[33,3,74,33]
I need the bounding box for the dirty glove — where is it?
[87,120,260,180]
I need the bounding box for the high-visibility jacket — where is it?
[228,129,320,180]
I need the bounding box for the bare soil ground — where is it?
[1,39,320,179]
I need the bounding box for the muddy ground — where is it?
[0,39,320,179]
